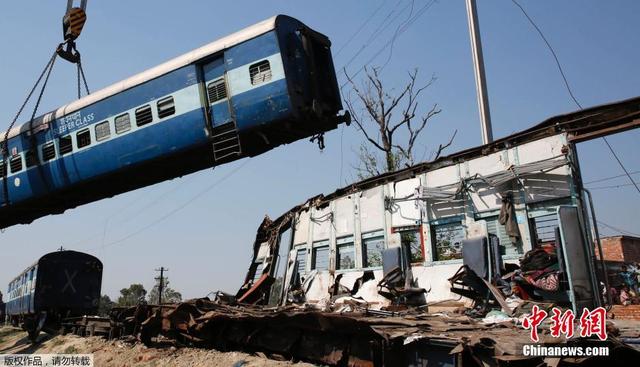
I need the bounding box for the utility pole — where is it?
[154,267,167,305]
[465,0,493,144]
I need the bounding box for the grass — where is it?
[64,345,79,354]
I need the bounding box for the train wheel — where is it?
[28,330,38,343]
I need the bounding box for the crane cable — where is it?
[1,50,59,206]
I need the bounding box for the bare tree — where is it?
[344,67,455,179]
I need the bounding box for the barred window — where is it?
[249,60,272,85]
[9,155,22,173]
[42,143,56,161]
[157,96,175,119]
[115,113,131,134]
[135,105,153,127]
[59,135,73,155]
[76,128,91,149]
[312,240,330,271]
[95,121,111,142]
[207,79,227,104]
[25,150,38,168]
[0,160,5,177]
[295,247,307,274]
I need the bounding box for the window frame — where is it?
[94,120,111,142]
[430,218,466,262]
[76,128,91,149]
[24,149,39,168]
[41,142,56,161]
[9,155,23,174]
[59,135,73,155]
[249,59,272,85]
[135,105,153,127]
[114,113,131,135]
[336,236,356,270]
[311,240,330,271]
[157,96,176,119]
[207,78,228,104]
[362,230,385,268]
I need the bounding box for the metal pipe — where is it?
[582,188,612,308]
[465,0,493,144]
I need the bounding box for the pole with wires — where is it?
[154,267,167,305]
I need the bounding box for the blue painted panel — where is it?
[225,31,279,70]
[232,78,291,131]
[202,57,232,127]
[5,109,208,204]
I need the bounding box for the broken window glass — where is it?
[363,232,385,268]
[431,221,465,261]
[400,229,424,263]
[336,236,355,270]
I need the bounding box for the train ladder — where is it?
[211,122,241,162]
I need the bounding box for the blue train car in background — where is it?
[6,250,103,340]
[0,15,347,229]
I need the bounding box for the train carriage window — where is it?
[59,135,73,155]
[95,120,111,142]
[9,155,22,173]
[76,128,91,149]
[42,142,56,161]
[25,150,38,168]
[135,105,153,126]
[249,60,272,85]
[207,79,227,103]
[157,96,175,119]
[115,113,131,134]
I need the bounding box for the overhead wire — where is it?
[334,0,387,57]
[597,220,640,237]
[587,181,640,191]
[90,160,249,251]
[340,0,437,88]
[340,0,410,73]
[510,0,640,196]
[584,170,640,185]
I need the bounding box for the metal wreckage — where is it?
[79,97,640,366]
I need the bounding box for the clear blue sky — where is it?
[1,1,638,300]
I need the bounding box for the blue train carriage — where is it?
[5,250,103,339]
[0,15,348,228]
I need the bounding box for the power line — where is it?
[340,0,411,73]
[334,0,387,57]
[597,220,640,237]
[601,136,640,194]
[587,181,640,191]
[511,0,640,196]
[584,170,640,185]
[341,0,437,88]
[90,160,249,251]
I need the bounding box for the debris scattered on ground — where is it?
[0,326,313,367]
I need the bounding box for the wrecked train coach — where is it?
[238,96,640,314]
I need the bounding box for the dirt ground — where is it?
[0,326,315,367]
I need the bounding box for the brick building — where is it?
[596,235,640,263]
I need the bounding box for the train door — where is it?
[202,57,232,127]
[201,57,242,161]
